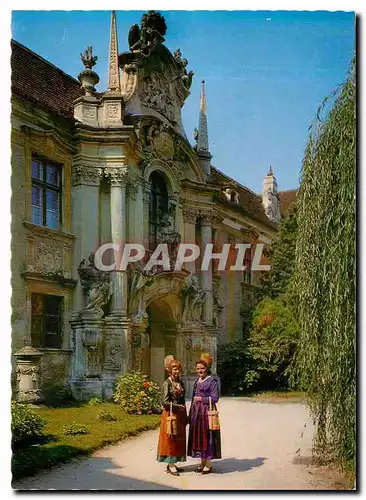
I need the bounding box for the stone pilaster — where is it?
[72,165,103,311]
[143,181,152,251]
[200,211,214,325]
[182,207,199,275]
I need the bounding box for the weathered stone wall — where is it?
[39,350,72,399]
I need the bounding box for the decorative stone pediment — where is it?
[119,11,194,137]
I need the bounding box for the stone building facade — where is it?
[11,11,291,401]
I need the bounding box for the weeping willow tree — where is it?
[292,59,356,470]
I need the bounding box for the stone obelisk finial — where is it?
[197,80,209,152]
[195,80,212,176]
[107,10,121,93]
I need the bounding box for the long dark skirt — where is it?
[157,406,187,464]
[187,401,221,460]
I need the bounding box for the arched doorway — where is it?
[147,298,178,387]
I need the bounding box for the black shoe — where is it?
[166,466,180,476]
[195,466,204,473]
[175,466,184,473]
[201,467,212,475]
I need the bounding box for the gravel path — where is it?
[13,398,328,491]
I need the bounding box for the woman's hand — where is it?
[193,396,202,402]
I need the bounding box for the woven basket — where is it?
[166,401,177,436]
[208,396,220,431]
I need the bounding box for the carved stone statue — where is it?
[181,274,206,324]
[128,261,155,324]
[157,212,181,270]
[78,253,112,314]
[128,11,167,57]
[80,46,98,69]
[212,288,223,328]
[173,48,194,91]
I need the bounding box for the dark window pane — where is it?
[32,160,43,181]
[46,164,61,187]
[45,295,61,315]
[31,294,62,349]
[46,190,60,229]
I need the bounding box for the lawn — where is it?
[246,390,306,403]
[12,402,161,480]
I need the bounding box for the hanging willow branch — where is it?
[292,57,356,469]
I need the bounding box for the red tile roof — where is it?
[210,167,277,229]
[278,189,298,216]
[11,40,83,119]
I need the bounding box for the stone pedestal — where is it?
[14,346,44,404]
[102,315,131,399]
[70,309,103,400]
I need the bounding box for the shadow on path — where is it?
[14,457,178,491]
[182,457,267,475]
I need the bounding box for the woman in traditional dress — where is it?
[157,356,188,476]
[187,353,222,474]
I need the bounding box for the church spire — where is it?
[197,80,209,152]
[107,10,121,92]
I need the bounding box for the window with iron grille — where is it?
[31,157,62,230]
[148,171,168,250]
[31,294,63,349]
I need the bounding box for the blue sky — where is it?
[11,10,355,193]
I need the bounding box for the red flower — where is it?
[143,381,150,388]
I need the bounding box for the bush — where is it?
[88,397,103,406]
[63,422,89,435]
[249,297,300,389]
[217,339,259,395]
[96,410,117,421]
[11,402,47,448]
[113,371,162,414]
[217,298,300,395]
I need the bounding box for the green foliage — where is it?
[260,209,298,299]
[292,60,356,471]
[11,402,160,480]
[249,297,300,387]
[63,422,89,435]
[218,298,300,394]
[11,402,47,447]
[88,397,103,406]
[113,371,162,414]
[217,339,259,394]
[96,409,117,422]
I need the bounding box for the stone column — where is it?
[105,165,128,315]
[182,207,199,275]
[200,211,214,325]
[14,347,44,404]
[72,166,103,311]
[143,181,152,252]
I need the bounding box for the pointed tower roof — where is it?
[197,80,209,152]
[107,10,121,92]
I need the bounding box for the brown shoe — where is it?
[166,466,180,476]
